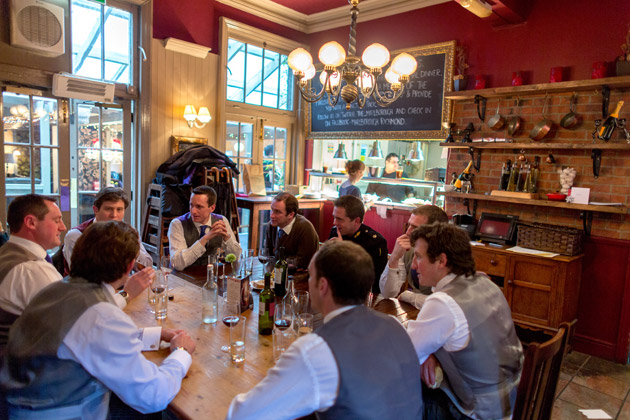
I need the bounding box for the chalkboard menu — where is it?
[306,41,455,140]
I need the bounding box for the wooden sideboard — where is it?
[472,246,583,332]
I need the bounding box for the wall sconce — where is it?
[457,0,492,18]
[368,140,383,158]
[183,105,212,128]
[333,143,348,160]
[407,142,424,161]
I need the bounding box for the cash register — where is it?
[474,213,519,246]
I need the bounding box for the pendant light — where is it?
[333,143,348,160]
[368,140,383,159]
[407,142,424,161]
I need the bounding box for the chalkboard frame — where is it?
[305,40,455,140]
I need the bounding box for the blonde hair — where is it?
[345,160,365,177]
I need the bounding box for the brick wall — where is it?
[445,88,630,239]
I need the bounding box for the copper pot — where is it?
[507,98,522,137]
[487,100,505,130]
[530,95,554,141]
[560,94,580,129]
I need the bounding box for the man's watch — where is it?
[117,290,130,303]
[175,346,189,354]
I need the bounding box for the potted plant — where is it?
[454,45,470,91]
[616,22,630,76]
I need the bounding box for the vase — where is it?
[453,76,468,91]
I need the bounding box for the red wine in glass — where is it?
[222,315,240,327]
[274,319,291,330]
[152,286,165,294]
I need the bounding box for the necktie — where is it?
[200,225,209,239]
[45,254,53,264]
[278,229,285,239]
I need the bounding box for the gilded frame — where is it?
[170,136,207,155]
[304,40,455,141]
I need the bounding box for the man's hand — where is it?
[421,354,441,387]
[389,234,411,267]
[203,220,229,243]
[161,328,185,342]
[328,227,343,242]
[123,267,154,301]
[170,331,196,354]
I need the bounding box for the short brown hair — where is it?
[409,223,475,277]
[333,195,364,222]
[7,194,56,234]
[412,205,448,224]
[345,159,365,176]
[192,185,217,207]
[313,241,373,305]
[70,221,140,284]
[273,192,299,217]
[94,187,129,210]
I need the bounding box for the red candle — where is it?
[474,75,486,89]
[512,72,523,86]
[550,67,563,83]
[591,61,606,79]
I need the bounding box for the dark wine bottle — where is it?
[258,272,275,335]
[598,101,624,141]
[499,159,511,190]
[274,247,287,298]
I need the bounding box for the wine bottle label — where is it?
[259,301,275,316]
[274,268,283,284]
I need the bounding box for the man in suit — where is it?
[264,192,319,270]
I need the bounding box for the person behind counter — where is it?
[338,160,365,199]
[366,153,413,202]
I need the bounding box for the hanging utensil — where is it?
[474,95,487,121]
[487,99,505,130]
[530,94,554,141]
[560,93,580,129]
[507,97,522,137]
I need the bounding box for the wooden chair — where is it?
[512,322,572,420]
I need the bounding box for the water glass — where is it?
[296,313,313,337]
[220,295,241,352]
[243,249,254,277]
[154,278,168,320]
[147,269,163,313]
[291,291,309,316]
[272,327,296,363]
[229,316,247,365]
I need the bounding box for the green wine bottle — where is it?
[274,247,287,298]
[258,272,275,335]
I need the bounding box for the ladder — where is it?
[140,183,173,266]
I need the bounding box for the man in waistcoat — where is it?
[1,221,196,419]
[379,205,448,309]
[168,185,241,271]
[264,192,319,270]
[406,223,523,420]
[62,187,153,274]
[0,195,66,352]
[227,241,423,420]
[328,195,387,293]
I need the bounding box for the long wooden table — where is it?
[126,272,419,419]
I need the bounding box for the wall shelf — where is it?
[444,75,630,100]
[439,142,630,150]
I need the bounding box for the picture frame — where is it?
[170,135,207,155]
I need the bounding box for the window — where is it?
[71,0,133,84]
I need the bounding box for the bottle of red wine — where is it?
[598,101,624,141]
[258,272,275,335]
[274,247,287,298]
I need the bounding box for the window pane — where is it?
[104,6,131,84]
[227,39,245,102]
[77,104,100,147]
[102,150,123,188]
[279,58,292,110]
[245,45,263,106]
[32,97,58,146]
[78,148,101,192]
[33,147,59,195]
[72,0,103,80]
[226,121,253,160]
[4,145,31,196]
[3,93,30,144]
[262,51,279,108]
[78,193,96,223]
[102,108,123,149]
[275,127,287,159]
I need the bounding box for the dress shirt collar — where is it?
[8,236,47,260]
[323,305,357,324]
[103,282,117,297]
[431,273,458,293]
[280,216,297,236]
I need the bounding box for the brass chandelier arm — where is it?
[371,81,406,107]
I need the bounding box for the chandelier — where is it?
[287,0,418,110]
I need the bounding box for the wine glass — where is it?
[160,255,172,277]
[220,295,241,352]
[274,300,292,331]
[258,247,272,278]
[291,291,309,317]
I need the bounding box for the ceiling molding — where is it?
[216,0,449,34]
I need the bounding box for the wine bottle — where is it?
[258,272,275,335]
[454,160,473,191]
[522,163,532,193]
[274,247,287,298]
[507,162,519,192]
[499,159,511,190]
[529,156,540,193]
[598,101,624,141]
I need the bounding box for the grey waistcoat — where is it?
[1,277,117,420]
[0,242,39,352]
[315,305,423,420]
[434,273,523,420]
[178,212,223,266]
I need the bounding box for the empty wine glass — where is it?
[160,255,172,277]
[291,291,309,317]
[220,295,241,353]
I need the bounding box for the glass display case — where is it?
[307,171,445,208]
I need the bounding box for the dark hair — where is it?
[409,223,475,277]
[273,192,299,216]
[94,187,129,210]
[345,159,365,176]
[71,221,140,284]
[333,195,365,222]
[412,205,449,224]
[7,194,56,234]
[313,241,373,305]
[385,153,399,162]
[192,185,217,207]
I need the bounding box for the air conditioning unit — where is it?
[10,0,65,56]
[53,74,115,103]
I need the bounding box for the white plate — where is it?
[251,280,265,290]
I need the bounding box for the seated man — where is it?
[63,187,153,272]
[406,223,523,420]
[328,195,387,293]
[1,221,196,418]
[227,241,422,419]
[264,192,319,270]
[168,185,241,271]
[379,204,448,309]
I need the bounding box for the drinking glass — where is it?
[147,268,162,313]
[272,327,296,363]
[286,256,298,276]
[274,300,292,331]
[160,255,172,277]
[291,291,309,316]
[296,313,314,337]
[154,274,168,320]
[243,249,254,277]
[258,247,272,278]
[229,316,246,365]
[220,295,241,352]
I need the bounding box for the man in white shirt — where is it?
[379,204,448,309]
[62,187,153,273]
[227,241,422,420]
[2,221,196,419]
[168,185,241,271]
[406,223,523,420]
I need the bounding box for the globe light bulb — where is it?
[301,64,316,81]
[362,43,390,69]
[391,53,417,76]
[320,71,341,88]
[385,67,400,84]
[359,71,373,90]
[288,48,313,72]
[318,41,346,67]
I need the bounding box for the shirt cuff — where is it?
[140,326,162,351]
[166,348,193,374]
[113,293,127,309]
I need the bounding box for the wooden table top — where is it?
[126,270,419,419]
